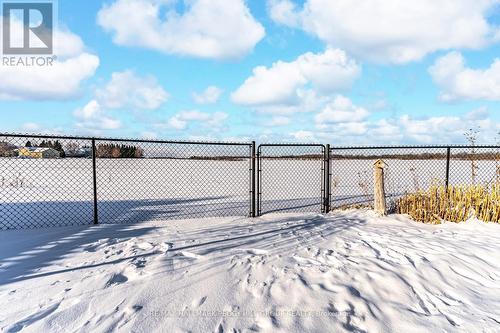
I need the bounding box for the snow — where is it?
[2,157,499,229]
[1,210,500,332]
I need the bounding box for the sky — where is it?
[0,0,499,145]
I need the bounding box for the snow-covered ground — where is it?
[1,210,499,332]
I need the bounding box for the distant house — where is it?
[18,147,60,159]
[76,147,92,158]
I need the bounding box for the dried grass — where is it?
[396,184,500,224]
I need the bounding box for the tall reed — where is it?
[396,184,500,224]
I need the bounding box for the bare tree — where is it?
[134,147,144,158]
[464,127,479,184]
[65,142,80,157]
[97,144,112,158]
[0,142,8,156]
[111,146,121,158]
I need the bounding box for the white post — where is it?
[374,160,387,216]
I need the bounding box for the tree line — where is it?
[0,141,145,158]
[96,143,144,158]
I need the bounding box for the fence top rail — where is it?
[330,144,500,150]
[258,143,326,148]
[0,132,253,146]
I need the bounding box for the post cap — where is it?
[374,159,387,168]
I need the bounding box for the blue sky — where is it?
[0,0,499,144]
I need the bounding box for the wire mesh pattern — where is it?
[1,135,94,229]
[1,134,252,229]
[329,146,500,212]
[257,144,326,215]
[2,133,500,230]
[95,139,252,224]
[449,147,500,187]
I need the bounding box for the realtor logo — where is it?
[2,1,53,54]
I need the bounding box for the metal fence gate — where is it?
[257,144,327,215]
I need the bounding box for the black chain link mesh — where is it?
[1,135,252,229]
[330,147,449,211]
[95,139,252,224]
[1,135,94,229]
[3,134,500,230]
[258,145,325,215]
[330,146,500,212]
[449,147,500,187]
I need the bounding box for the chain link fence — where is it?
[329,146,500,212]
[449,147,500,187]
[1,133,500,230]
[1,134,253,229]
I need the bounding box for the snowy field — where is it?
[1,210,500,332]
[1,157,498,229]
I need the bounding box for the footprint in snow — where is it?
[160,242,173,252]
[176,251,202,260]
[132,305,143,312]
[132,257,147,269]
[105,273,128,288]
[192,296,207,308]
[243,249,268,255]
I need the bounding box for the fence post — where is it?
[445,147,451,189]
[251,141,256,217]
[92,138,99,225]
[373,160,387,216]
[257,146,261,216]
[324,144,331,213]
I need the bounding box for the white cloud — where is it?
[192,86,223,104]
[268,0,500,63]
[71,70,168,132]
[0,16,99,101]
[375,113,495,144]
[165,110,228,130]
[399,114,464,143]
[268,0,300,26]
[140,131,159,139]
[296,96,497,145]
[95,70,169,109]
[335,122,368,136]
[465,107,490,121]
[167,116,188,130]
[290,130,316,141]
[237,89,331,116]
[97,0,265,59]
[53,29,86,58]
[315,95,370,125]
[429,52,500,101]
[17,123,65,136]
[231,48,360,106]
[74,100,122,130]
[22,123,41,132]
[268,116,291,126]
[370,119,401,138]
